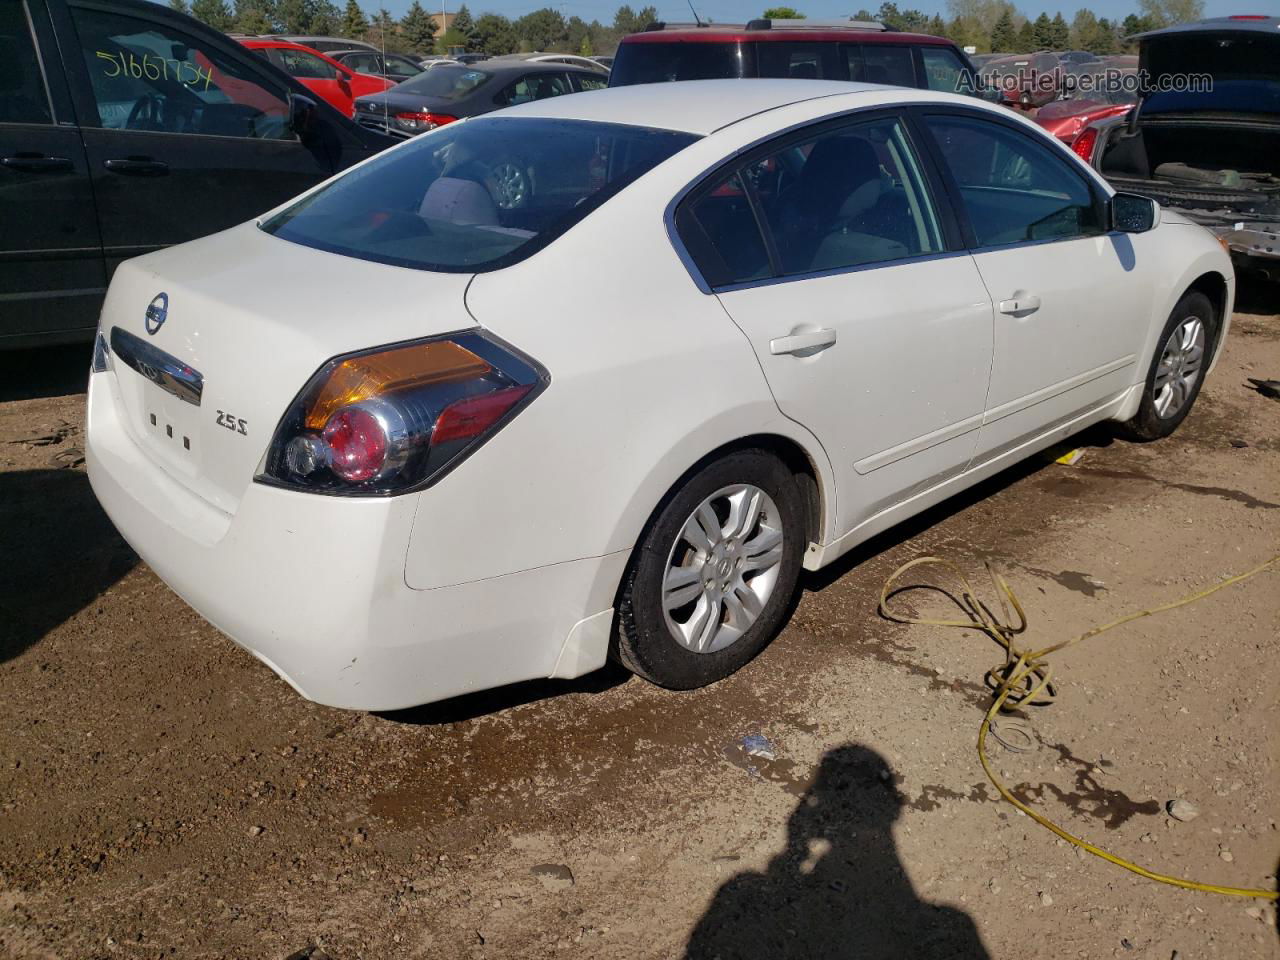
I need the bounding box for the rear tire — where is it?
[612,449,805,690]
[1115,290,1216,442]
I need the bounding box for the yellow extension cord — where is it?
[877,552,1280,900]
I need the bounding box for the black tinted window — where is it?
[264,118,697,272]
[0,0,52,124]
[926,114,1101,247]
[847,44,915,86]
[746,117,942,275]
[396,66,490,100]
[756,42,841,80]
[679,173,771,287]
[610,41,753,86]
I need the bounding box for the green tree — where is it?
[988,8,1015,51]
[342,0,368,38]
[515,7,567,51]
[875,2,927,32]
[169,0,192,14]
[579,34,594,56]
[309,2,341,32]
[235,0,274,33]
[1031,12,1052,48]
[399,1,436,53]
[474,12,517,54]
[1069,8,1096,49]
[613,5,657,35]
[946,0,1017,35]
[762,6,804,17]
[1138,0,1203,28]
[451,4,478,45]
[1014,18,1034,50]
[1050,12,1069,48]
[366,7,398,48]
[190,0,234,30]
[1089,16,1117,53]
[925,13,945,36]
[1120,12,1154,48]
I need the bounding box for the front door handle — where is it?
[770,328,837,356]
[2,154,73,173]
[998,294,1041,315]
[103,157,170,176]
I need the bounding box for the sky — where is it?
[377,0,1259,24]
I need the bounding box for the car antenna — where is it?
[686,0,705,27]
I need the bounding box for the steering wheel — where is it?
[488,160,531,210]
[127,93,165,131]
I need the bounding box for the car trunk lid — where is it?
[99,222,476,515]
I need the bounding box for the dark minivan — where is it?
[610,19,981,96]
[1,0,391,348]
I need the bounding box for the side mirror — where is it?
[1111,192,1159,233]
[288,92,319,143]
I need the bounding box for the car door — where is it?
[54,1,339,279]
[0,0,105,344]
[676,112,995,535]
[917,109,1148,462]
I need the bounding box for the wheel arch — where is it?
[1184,269,1230,364]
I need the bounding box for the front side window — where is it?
[756,42,841,80]
[925,114,1101,247]
[262,117,697,272]
[342,52,380,73]
[385,55,422,79]
[847,44,915,87]
[494,72,571,106]
[277,47,337,80]
[70,5,290,138]
[0,0,53,124]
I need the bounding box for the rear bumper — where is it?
[85,371,626,711]
[1215,223,1280,264]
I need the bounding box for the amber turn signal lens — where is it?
[304,341,491,429]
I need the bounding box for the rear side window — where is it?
[493,72,572,106]
[847,44,915,87]
[0,0,53,124]
[277,47,337,79]
[920,47,967,94]
[342,52,380,73]
[756,42,842,80]
[678,173,772,287]
[263,117,698,272]
[609,41,754,86]
[69,5,291,139]
[677,115,943,286]
[925,114,1101,247]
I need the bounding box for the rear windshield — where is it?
[610,42,754,86]
[261,118,698,272]
[392,65,492,100]
[1143,33,1280,115]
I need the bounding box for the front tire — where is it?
[612,450,805,690]
[1116,290,1217,442]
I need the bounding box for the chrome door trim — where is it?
[109,326,204,406]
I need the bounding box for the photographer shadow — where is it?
[686,744,990,960]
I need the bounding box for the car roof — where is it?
[488,78,966,135]
[1131,14,1280,39]
[466,60,601,77]
[620,27,953,46]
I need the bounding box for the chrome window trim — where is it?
[109,326,204,406]
[712,248,973,295]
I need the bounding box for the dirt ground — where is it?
[1,282,1278,960]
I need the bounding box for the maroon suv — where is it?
[609,19,983,98]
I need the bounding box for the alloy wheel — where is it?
[1153,315,1206,419]
[661,484,785,654]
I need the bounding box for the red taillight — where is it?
[1071,126,1099,164]
[323,407,388,483]
[393,111,458,132]
[260,333,545,496]
[1228,14,1269,19]
[432,385,533,446]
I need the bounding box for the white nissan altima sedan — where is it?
[87,80,1232,711]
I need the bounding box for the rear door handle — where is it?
[2,154,73,173]
[998,294,1041,315]
[769,328,837,356]
[103,157,170,176]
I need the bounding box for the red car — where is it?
[981,52,1061,108]
[1035,66,1137,145]
[239,39,392,116]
